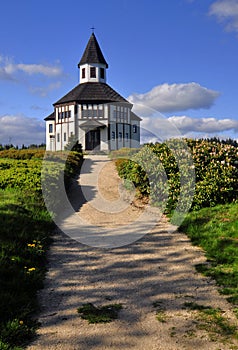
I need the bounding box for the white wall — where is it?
[100,127,109,151]
[45,120,55,151]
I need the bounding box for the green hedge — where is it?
[114,139,238,212]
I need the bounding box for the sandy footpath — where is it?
[27,157,238,350]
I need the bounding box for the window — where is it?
[49,124,53,133]
[126,132,129,141]
[100,68,105,79]
[64,132,67,142]
[93,104,97,118]
[88,104,93,118]
[119,132,122,141]
[112,131,115,140]
[68,110,71,118]
[82,68,85,79]
[133,125,137,133]
[98,104,103,118]
[90,67,96,78]
[57,133,60,142]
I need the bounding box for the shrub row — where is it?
[113,139,238,212]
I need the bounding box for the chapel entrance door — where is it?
[85,129,100,150]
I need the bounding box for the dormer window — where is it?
[100,68,105,79]
[90,67,96,78]
[82,68,85,79]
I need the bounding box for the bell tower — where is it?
[78,32,108,84]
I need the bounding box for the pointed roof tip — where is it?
[78,33,108,68]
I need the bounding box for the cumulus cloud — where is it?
[0,55,63,81]
[0,114,45,146]
[128,82,220,115]
[140,115,238,142]
[209,0,238,32]
[168,115,238,133]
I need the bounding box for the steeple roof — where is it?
[78,33,108,68]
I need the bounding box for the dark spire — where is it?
[78,33,108,68]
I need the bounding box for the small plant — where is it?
[0,319,36,347]
[184,302,238,339]
[77,303,122,324]
[0,340,22,349]
[153,301,167,323]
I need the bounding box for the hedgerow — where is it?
[113,139,238,212]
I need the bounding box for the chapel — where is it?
[45,32,141,152]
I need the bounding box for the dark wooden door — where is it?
[85,129,100,150]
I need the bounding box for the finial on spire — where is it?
[90,26,95,33]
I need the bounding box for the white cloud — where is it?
[128,82,220,115]
[30,105,48,111]
[0,55,63,81]
[30,81,62,97]
[15,63,62,77]
[0,114,45,146]
[140,115,238,142]
[168,115,238,133]
[209,0,238,32]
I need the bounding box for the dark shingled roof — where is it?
[54,82,131,106]
[80,119,106,129]
[131,111,142,121]
[44,112,55,121]
[78,33,108,68]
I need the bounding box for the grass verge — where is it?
[179,202,238,308]
[0,148,83,349]
[0,189,53,349]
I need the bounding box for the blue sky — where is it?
[1,0,238,145]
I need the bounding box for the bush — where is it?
[114,139,238,212]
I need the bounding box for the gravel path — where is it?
[28,156,238,350]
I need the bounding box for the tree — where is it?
[64,135,82,153]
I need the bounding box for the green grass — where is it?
[77,303,123,324]
[179,202,238,308]
[184,302,238,340]
[153,301,168,323]
[0,149,83,349]
[0,189,53,348]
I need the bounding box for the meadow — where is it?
[0,148,83,349]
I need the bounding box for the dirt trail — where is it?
[28,157,238,350]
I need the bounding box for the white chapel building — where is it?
[45,33,141,152]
